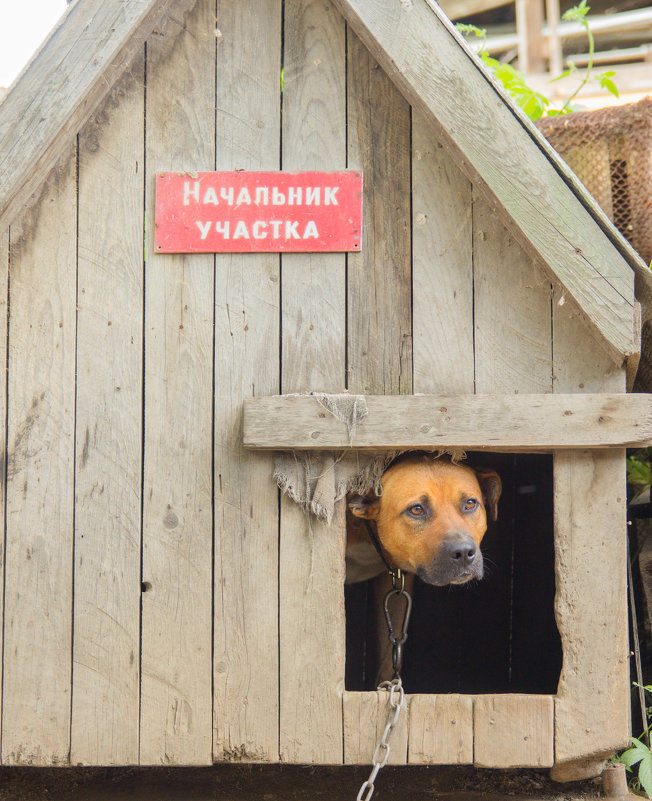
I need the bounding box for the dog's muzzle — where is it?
[416,532,484,587]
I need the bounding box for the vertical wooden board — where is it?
[553,291,625,394]
[0,229,7,759]
[279,0,347,764]
[408,695,473,765]
[473,190,553,395]
[347,31,412,396]
[412,115,473,395]
[552,288,627,778]
[281,0,346,396]
[343,690,408,765]
[2,148,77,765]
[474,694,554,768]
[140,0,214,765]
[71,59,144,766]
[552,450,629,770]
[213,0,281,763]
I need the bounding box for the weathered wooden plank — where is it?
[553,292,626,394]
[0,229,8,760]
[551,450,629,780]
[474,191,553,394]
[140,0,214,765]
[280,0,346,396]
[2,147,77,765]
[346,30,412,396]
[408,695,473,765]
[243,393,652,450]
[473,695,554,768]
[279,0,347,764]
[0,0,195,231]
[328,0,638,364]
[343,690,408,765]
[70,58,144,766]
[550,293,628,781]
[412,115,473,396]
[213,0,281,763]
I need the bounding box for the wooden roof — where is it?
[0,0,646,367]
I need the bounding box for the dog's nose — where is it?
[444,538,477,566]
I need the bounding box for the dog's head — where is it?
[348,454,501,586]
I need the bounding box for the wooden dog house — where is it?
[0,0,651,782]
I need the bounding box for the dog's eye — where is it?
[464,498,479,512]
[408,504,425,516]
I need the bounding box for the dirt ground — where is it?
[0,764,623,801]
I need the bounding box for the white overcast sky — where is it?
[0,0,68,89]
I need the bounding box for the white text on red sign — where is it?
[155,171,363,254]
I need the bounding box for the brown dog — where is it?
[347,453,501,586]
[346,453,502,683]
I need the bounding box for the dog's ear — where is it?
[348,493,381,520]
[474,468,502,522]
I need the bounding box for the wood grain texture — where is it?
[0,0,196,231]
[2,147,77,765]
[408,695,473,765]
[473,695,554,768]
[551,451,629,775]
[281,0,346,396]
[279,0,347,763]
[213,0,281,763]
[551,286,628,780]
[0,230,8,761]
[244,393,652,450]
[412,115,473,395]
[328,0,638,364]
[71,59,144,766]
[553,291,626,394]
[140,0,214,765]
[343,690,408,765]
[347,30,412,396]
[473,191,553,394]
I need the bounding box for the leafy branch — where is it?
[458,1,620,121]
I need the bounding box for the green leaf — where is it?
[627,456,652,487]
[563,0,590,22]
[550,66,575,82]
[638,749,652,799]
[599,75,619,98]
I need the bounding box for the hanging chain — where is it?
[383,570,413,680]
[355,678,405,801]
[355,570,412,801]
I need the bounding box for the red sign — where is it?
[155,171,363,253]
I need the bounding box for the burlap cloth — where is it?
[272,393,464,522]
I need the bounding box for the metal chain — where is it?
[356,572,412,801]
[356,677,405,801]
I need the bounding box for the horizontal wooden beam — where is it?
[329,0,639,365]
[243,393,652,451]
[0,0,195,230]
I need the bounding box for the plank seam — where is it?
[0,227,11,764]
[68,134,81,767]
[138,39,148,767]
[210,0,217,764]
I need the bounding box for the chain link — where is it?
[355,678,405,801]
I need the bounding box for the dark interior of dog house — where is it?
[345,453,563,695]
